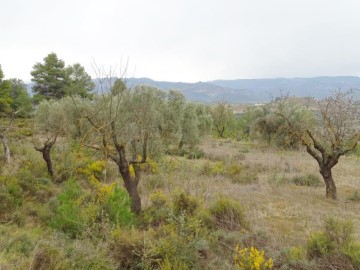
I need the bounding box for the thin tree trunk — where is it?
[43,145,54,177]
[35,144,54,177]
[320,167,337,199]
[117,161,141,214]
[114,143,142,214]
[178,140,184,149]
[1,136,10,164]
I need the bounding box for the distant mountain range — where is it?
[28,76,360,103]
[124,76,360,103]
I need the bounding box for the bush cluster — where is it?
[307,218,360,269]
[200,161,258,184]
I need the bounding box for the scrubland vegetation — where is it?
[1,54,360,269]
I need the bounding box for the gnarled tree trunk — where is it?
[35,144,54,177]
[320,166,337,200]
[34,136,57,178]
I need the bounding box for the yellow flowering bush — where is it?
[88,160,106,175]
[233,245,273,270]
[77,160,106,178]
[97,182,116,203]
[76,160,115,202]
[141,157,160,174]
[129,164,136,178]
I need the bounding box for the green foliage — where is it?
[179,103,200,148]
[209,197,249,231]
[307,218,360,269]
[0,175,23,221]
[8,78,32,117]
[195,103,213,136]
[31,53,93,101]
[0,64,3,81]
[244,102,314,149]
[307,232,331,258]
[110,78,126,95]
[0,79,13,115]
[292,173,323,187]
[102,186,135,226]
[159,257,190,270]
[343,243,360,268]
[66,63,95,98]
[31,53,68,100]
[211,102,237,138]
[49,178,93,237]
[0,75,32,117]
[162,90,186,146]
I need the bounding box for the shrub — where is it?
[274,247,317,270]
[172,192,199,216]
[102,186,135,226]
[233,245,273,269]
[159,257,189,270]
[110,227,157,269]
[16,169,54,202]
[49,179,93,237]
[156,213,209,268]
[200,161,224,176]
[348,191,360,202]
[292,174,322,187]
[140,157,160,174]
[231,170,259,185]
[0,176,23,221]
[209,197,249,231]
[307,218,360,269]
[141,190,172,227]
[268,173,291,187]
[167,147,205,159]
[226,163,243,178]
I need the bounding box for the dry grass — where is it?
[140,137,360,252]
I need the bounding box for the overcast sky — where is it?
[1,0,360,82]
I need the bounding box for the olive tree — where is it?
[163,93,212,150]
[179,103,199,149]
[162,90,186,146]
[277,91,360,199]
[33,98,77,177]
[72,80,166,214]
[211,102,236,138]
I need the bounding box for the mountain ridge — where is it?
[125,76,360,103]
[27,76,360,103]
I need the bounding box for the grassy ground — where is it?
[1,130,360,269]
